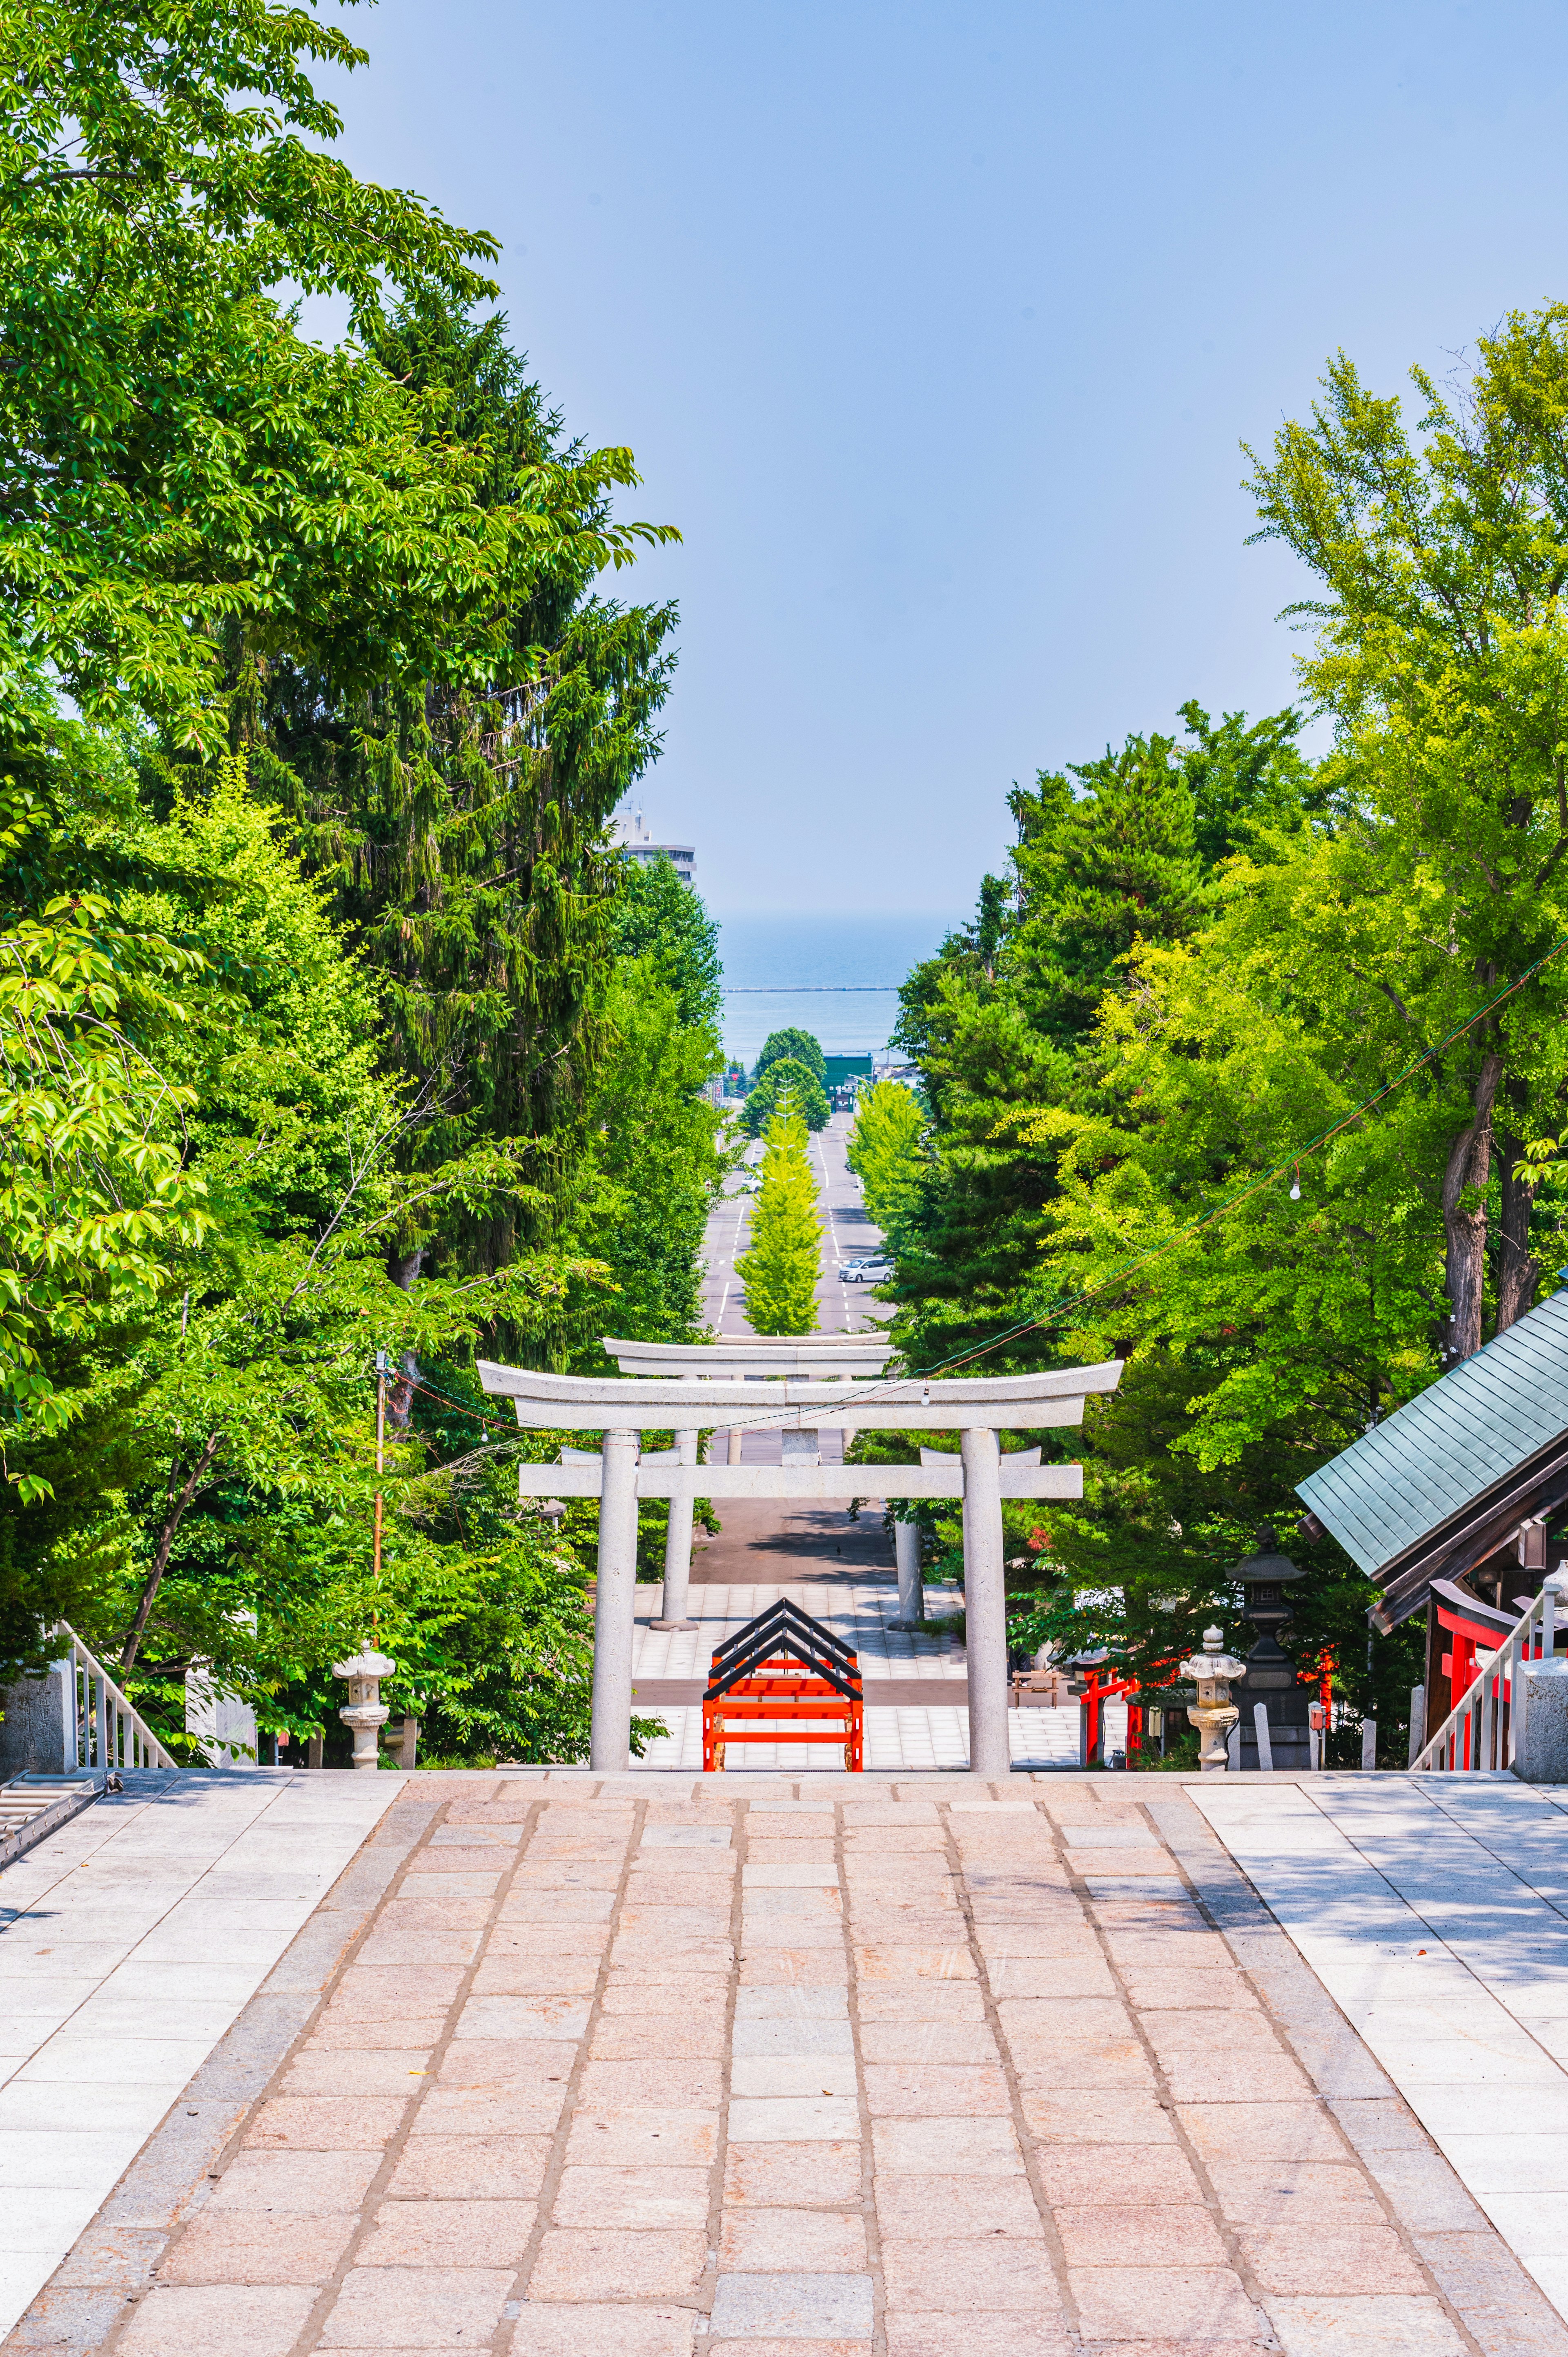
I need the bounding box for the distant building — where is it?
[613,803,695,884]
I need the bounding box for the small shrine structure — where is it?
[1296,1286,1568,1742]
[477,1353,1123,1774]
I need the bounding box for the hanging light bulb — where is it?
[1289,1165,1301,1201]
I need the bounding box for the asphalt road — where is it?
[703,1106,893,1338]
[691,1105,897,1587]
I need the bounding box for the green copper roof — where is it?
[1296,1290,1568,1578]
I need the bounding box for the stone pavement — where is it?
[12,1770,1567,2357]
[0,1770,399,2340]
[1190,1773,1568,2327]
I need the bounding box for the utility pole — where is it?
[373,1349,390,1623]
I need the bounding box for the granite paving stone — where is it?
[9,1772,1567,2357]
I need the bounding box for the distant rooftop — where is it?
[613,803,693,883]
[1296,1288,1568,1578]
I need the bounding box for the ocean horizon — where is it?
[712,910,961,1064]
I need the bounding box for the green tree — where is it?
[754,1028,825,1083]
[735,1106,822,1334]
[0,742,211,1490]
[233,296,679,1296]
[0,3,672,744]
[886,702,1305,1375]
[0,756,608,1741]
[608,852,722,1030]
[577,953,724,1354]
[743,1057,829,1136]
[1008,732,1205,1048]
[846,1081,925,1234]
[1246,306,1568,1355]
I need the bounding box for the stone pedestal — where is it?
[1236,1634,1313,1772]
[0,1662,71,1776]
[333,1648,396,1772]
[1515,1663,1568,1783]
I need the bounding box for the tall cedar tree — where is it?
[233,299,677,1307]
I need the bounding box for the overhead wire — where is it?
[363,934,1568,1449]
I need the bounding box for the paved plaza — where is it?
[7,1769,1568,2355]
[9,1118,1568,2354]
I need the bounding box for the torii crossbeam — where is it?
[477,1353,1123,1777]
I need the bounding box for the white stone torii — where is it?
[603,1333,896,1631]
[477,1355,1123,1778]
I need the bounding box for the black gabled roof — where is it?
[705,1599,861,1701]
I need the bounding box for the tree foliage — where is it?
[744,1057,829,1136]
[735,1106,822,1335]
[754,1028,825,1083]
[875,312,1568,1753]
[0,4,698,1771]
[0,2,674,744]
[846,1081,925,1236]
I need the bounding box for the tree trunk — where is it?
[1440,1050,1503,1361]
[1497,1129,1540,1333]
[120,1433,223,1673]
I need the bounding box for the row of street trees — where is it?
[862,312,1568,1755]
[0,2,722,1763]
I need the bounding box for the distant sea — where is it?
[713,912,961,1065]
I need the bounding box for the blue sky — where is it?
[315,0,1568,915]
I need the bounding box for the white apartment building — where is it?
[612,803,695,883]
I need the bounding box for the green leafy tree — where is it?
[846,1081,925,1234]
[1009,734,1205,1047]
[0,758,610,1742]
[754,1028,826,1084]
[230,295,679,1298]
[744,1057,829,1136]
[735,1106,822,1334]
[1246,306,1568,1354]
[577,953,724,1353]
[0,749,211,1491]
[0,3,673,744]
[886,701,1305,1375]
[608,852,722,1030]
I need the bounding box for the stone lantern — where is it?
[333,1647,396,1771]
[1180,1626,1245,1771]
[1231,1526,1312,1771]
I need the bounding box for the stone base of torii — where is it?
[477,1345,1122,1778]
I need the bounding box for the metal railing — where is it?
[1410,1575,1564,1774]
[55,1624,179,1775]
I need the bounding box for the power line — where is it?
[719,929,1568,1429]
[370,934,1568,1449]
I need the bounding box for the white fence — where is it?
[1410,1578,1561,1775]
[57,1623,178,1775]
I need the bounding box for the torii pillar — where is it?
[479,1357,1122,1778]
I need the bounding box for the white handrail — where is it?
[51,1623,179,1775]
[1410,1572,1564,1774]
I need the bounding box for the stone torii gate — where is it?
[477,1356,1123,1777]
[602,1334,896,1631]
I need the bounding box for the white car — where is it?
[843,1255,893,1283]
